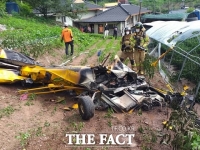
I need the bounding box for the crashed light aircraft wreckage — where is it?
[0,49,194,120]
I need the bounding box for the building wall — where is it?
[134,15,138,25]
[56,10,102,23]
[94,24,99,33]
[126,17,133,28]
[56,16,73,26]
[77,11,96,20]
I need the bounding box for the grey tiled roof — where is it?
[121,4,150,15]
[73,1,101,10]
[75,3,151,23]
[84,1,102,10]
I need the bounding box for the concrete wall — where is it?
[56,10,101,24]
[56,16,73,26]
[77,11,96,20]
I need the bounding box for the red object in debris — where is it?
[20,93,28,101]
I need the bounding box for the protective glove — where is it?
[60,39,63,43]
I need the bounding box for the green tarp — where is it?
[142,13,189,20]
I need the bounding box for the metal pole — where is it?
[195,81,200,101]
[168,0,170,13]
[158,42,161,70]
[177,43,200,80]
[168,50,174,67]
[138,0,142,22]
[158,43,170,83]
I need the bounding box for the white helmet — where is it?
[64,22,69,27]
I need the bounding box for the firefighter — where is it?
[131,22,149,75]
[119,27,135,70]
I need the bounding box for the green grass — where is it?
[0,105,15,118]
[15,131,31,148]
[0,15,102,58]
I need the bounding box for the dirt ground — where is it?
[0,39,198,150]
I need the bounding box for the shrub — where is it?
[17,1,33,17]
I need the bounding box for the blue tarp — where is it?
[6,2,19,14]
[193,9,200,20]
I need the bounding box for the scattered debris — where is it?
[20,93,28,101]
[0,48,195,120]
[55,97,65,103]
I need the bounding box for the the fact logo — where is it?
[65,134,135,146]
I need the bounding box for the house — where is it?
[74,3,151,35]
[55,0,103,26]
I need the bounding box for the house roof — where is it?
[72,1,102,11]
[75,3,151,23]
[84,1,102,10]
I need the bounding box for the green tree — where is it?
[0,0,7,16]
[16,0,32,17]
[56,0,87,19]
[23,0,60,18]
[22,0,86,19]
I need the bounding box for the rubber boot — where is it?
[135,65,140,74]
[140,65,145,75]
[130,60,136,71]
[120,58,124,62]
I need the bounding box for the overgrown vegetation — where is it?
[0,15,101,58]
[143,54,157,79]
[161,101,200,150]
[137,120,158,150]
[159,36,200,102]
[147,36,200,102]
[128,0,199,13]
[104,108,114,127]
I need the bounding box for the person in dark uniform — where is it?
[113,25,118,40]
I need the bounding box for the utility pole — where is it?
[168,0,170,13]
[138,0,142,22]
[182,0,185,7]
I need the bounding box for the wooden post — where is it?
[138,0,142,22]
